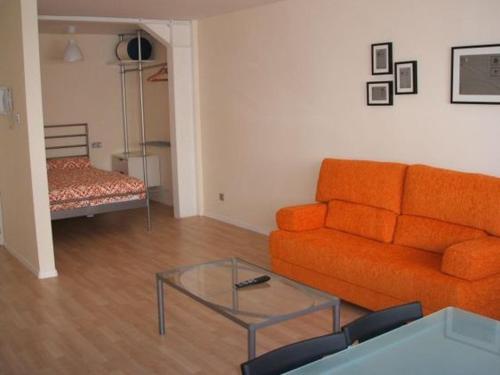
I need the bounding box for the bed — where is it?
[45,123,149,222]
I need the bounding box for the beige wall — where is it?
[198,0,500,234]
[39,33,173,202]
[0,0,56,277]
[40,33,124,170]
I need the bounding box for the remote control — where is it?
[235,275,271,289]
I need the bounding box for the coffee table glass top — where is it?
[157,258,338,327]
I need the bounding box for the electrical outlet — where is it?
[91,142,103,149]
[0,86,13,115]
[219,193,224,201]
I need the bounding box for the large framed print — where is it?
[367,81,393,106]
[451,44,500,104]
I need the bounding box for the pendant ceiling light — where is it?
[63,25,83,63]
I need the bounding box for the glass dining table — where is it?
[287,307,500,375]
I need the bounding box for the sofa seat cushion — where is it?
[325,200,397,243]
[316,159,407,213]
[394,215,487,253]
[270,228,479,310]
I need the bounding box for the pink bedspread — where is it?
[47,157,146,212]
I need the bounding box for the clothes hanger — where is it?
[147,65,168,82]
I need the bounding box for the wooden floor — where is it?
[0,203,365,374]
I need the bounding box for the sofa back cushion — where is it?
[394,215,487,253]
[402,165,500,236]
[316,159,407,213]
[326,200,398,243]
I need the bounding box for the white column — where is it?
[22,0,57,278]
[142,20,199,218]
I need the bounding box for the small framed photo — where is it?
[451,44,500,104]
[395,61,418,94]
[367,81,393,106]
[371,42,393,75]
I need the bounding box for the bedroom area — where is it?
[38,20,174,233]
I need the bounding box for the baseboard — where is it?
[38,269,59,279]
[2,246,58,279]
[203,211,271,236]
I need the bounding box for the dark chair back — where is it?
[241,331,347,375]
[342,301,423,345]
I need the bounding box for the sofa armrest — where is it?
[276,203,327,232]
[441,237,500,281]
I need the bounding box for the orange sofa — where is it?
[270,159,500,319]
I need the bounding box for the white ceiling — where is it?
[37,0,284,20]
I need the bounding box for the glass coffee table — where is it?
[156,258,341,359]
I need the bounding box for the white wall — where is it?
[40,33,124,171]
[0,0,57,278]
[198,0,500,234]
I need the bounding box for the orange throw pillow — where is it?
[442,237,500,281]
[325,200,397,243]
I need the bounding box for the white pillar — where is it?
[24,0,57,278]
[142,20,199,218]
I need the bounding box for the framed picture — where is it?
[371,42,393,75]
[367,81,393,106]
[451,44,500,104]
[395,61,418,94]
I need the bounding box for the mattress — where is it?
[47,157,146,212]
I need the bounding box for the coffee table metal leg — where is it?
[248,326,257,360]
[157,275,166,335]
[333,303,341,332]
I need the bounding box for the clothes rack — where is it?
[117,30,153,231]
[124,63,167,73]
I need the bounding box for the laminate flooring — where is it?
[0,203,366,374]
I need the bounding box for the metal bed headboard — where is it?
[44,123,89,159]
